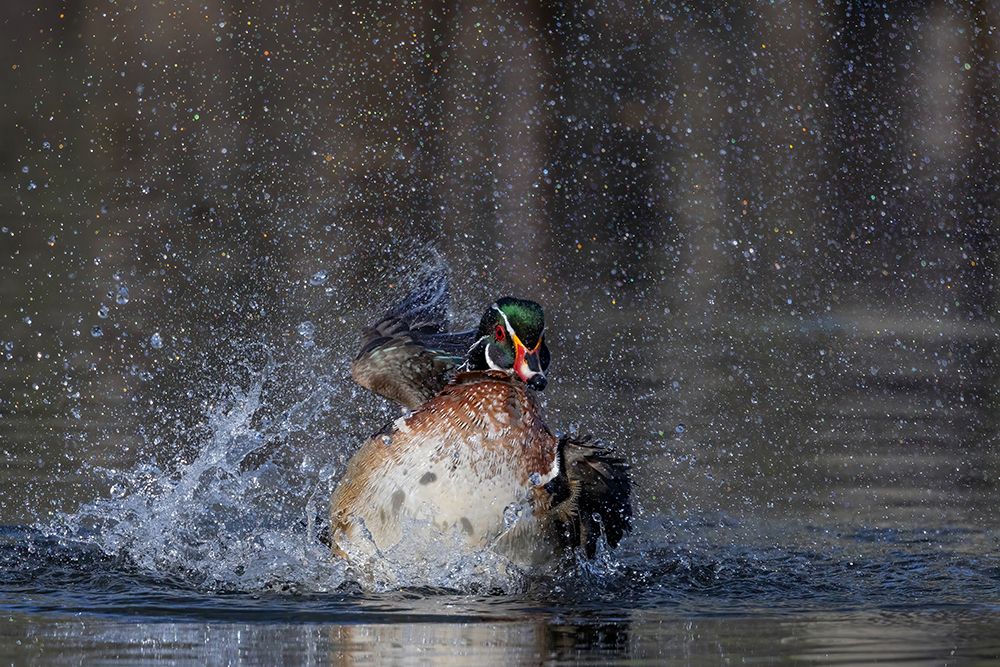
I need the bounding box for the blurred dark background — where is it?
[1,1,998,532]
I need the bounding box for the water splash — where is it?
[333,514,533,593]
[47,352,349,592]
[33,253,557,594]
[34,250,635,595]
[41,343,589,594]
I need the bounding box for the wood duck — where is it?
[330,271,631,579]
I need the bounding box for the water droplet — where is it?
[149,332,163,349]
[503,503,520,529]
[22,316,31,326]
[97,304,109,319]
[91,326,103,338]
[528,472,542,486]
[115,286,129,305]
[309,270,328,286]
[675,423,686,434]
[297,321,315,338]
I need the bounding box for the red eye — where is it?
[494,324,505,342]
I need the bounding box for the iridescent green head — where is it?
[467,297,550,390]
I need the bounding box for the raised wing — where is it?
[545,434,632,557]
[351,270,475,409]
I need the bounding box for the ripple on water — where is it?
[4,521,1000,625]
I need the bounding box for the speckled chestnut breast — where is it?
[329,371,561,567]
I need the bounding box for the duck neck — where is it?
[462,337,489,372]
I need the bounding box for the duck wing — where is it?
[351,270,475,409]
[545,434,632,557]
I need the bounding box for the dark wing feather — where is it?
[546,434,632,557]
[351,270,475,409]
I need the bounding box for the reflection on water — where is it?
[3,610,1000,665]
[3,520,1000,663]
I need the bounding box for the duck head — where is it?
[466,297,550,390]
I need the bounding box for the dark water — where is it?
[3,293,1000,662]
[4,0,1000,662]
[4,332,1000,664]
[3,522,1000,663]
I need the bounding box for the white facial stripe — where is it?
[494,305,546,353]
[494,305,549,379]
[456,334,490,372]
[484,343,504,371]
[492,305,515,339]
[488,306,515,372]
[466,334,489,357]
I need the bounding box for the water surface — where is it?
[3,0,1000,662]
